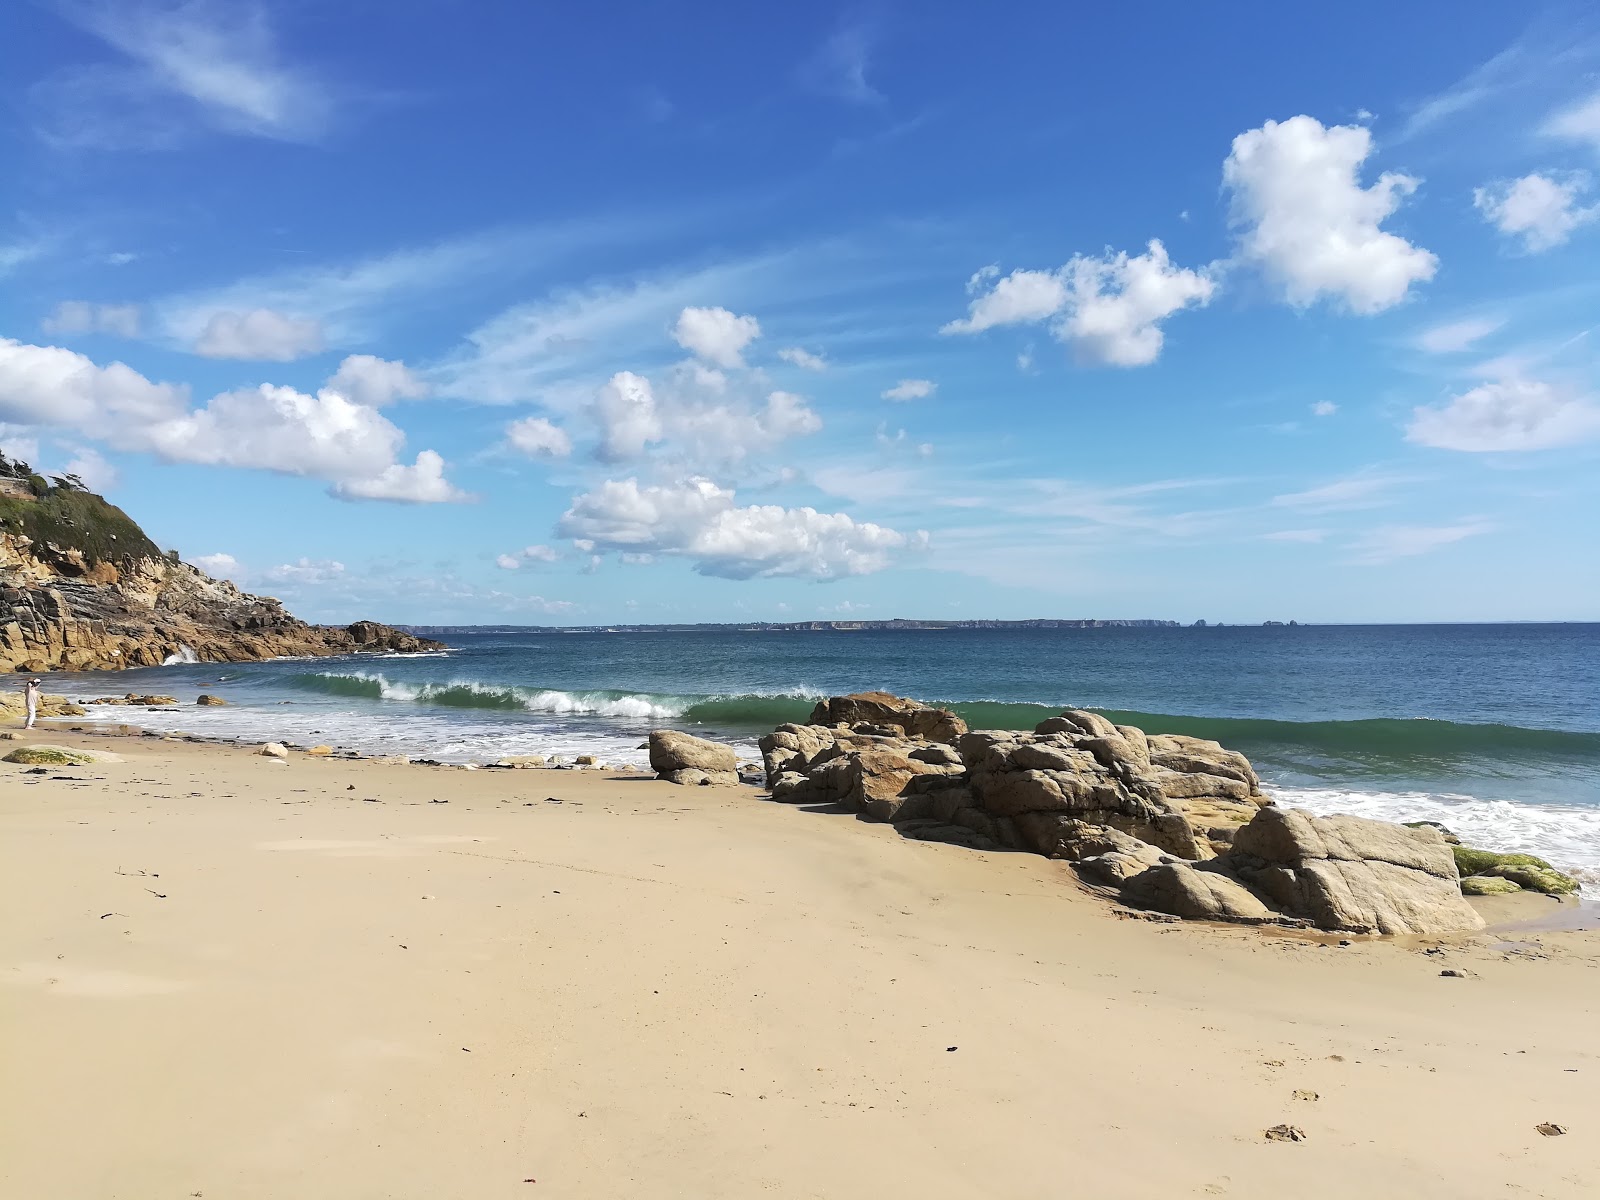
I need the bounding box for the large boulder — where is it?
[1120,862,1278,924]
[648,730,739,786]
[807,692,967,743]
[843,746,963,821]
[1221,807,1485,935]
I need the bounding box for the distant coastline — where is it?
[397,618,1189,635]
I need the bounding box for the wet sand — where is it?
[3,728,1598,1198]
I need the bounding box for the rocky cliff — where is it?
[0,457,443,672]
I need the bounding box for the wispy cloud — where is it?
[1271,472,1414,513]
[1415,315,1505,354]
[37,1,336,147]
[799,24,884,105]
[1346,521,1496,565]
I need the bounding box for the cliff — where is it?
[0,457,443,672]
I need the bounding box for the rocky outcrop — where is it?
[807,692,967,743]
[1215,807,1484,935]
[751,694,1500,936]
[0,462,444,672]
[649,730,739,786]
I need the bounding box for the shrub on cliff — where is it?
[0,484,163,566]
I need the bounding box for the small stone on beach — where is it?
[1263,1124,1307,1142]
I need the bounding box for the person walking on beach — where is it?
[23,677,41,729]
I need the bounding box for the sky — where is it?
[2,1,1599,626]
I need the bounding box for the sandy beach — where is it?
[3,727,1599,1199]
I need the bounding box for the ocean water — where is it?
[48,623,1600,879]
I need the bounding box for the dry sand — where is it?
[3,727,1599,1199]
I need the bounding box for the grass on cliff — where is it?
[0,485,164,566]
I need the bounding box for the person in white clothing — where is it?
[23,677,41,729]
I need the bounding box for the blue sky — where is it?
[3,1,1599,625]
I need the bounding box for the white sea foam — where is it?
[1274,784,1600,881]
[161,645,198,665]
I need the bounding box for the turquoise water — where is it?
[58,623,1600,876]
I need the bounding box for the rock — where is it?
[497,755,545,769]
[1404,820,1460,844]
[196,694,227,706]
[1460,875,1522,896]
[1484,863,1580,895]
[806,692,967,743]
[575,754,598,766]
[4,745,93,766]
[844,747,957,821]
[1453,846,1579,894]
[1224,807,1485,935]
[649,730,738,785]
[1263,1125,1307,1143]
[769,771,813,801]
[259,742,289,759]
[1535,1123,1568,1137]
[1120,862,1278,924]
[305,745,334,757]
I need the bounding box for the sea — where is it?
[50,623,1600,881]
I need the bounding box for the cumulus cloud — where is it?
[777,346,827,370]
[882,378,936,401]
[0,337,464,501]
[331,450,469,504]
[1223,115,1437,313]
[941,241,1213,366]
[1406,375,1600,452]
[194,308,324,360]
[496,544,561,569]
[557,476,920,579]
[325,354,429,407]
[594,370,664,462]
[1473,172,1600,252]
[61,446,119,492]
[190,552,241,579]
[41,301,141,338]
[671,306,761,368]
[942,269,1068,335]
[1415,316,1503,354]
[1054,241,1215,366]
[590,366,821,467]
[505,415,573,459]
[1347,522,1495,565]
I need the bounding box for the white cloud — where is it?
[671,306,761,368]
[1406,375,1600,452]
[0,338,464,501]
[61,447,119,492]
[331,451,470,504]
[1311,401,1338,417]
[191,552,241,579]
[1223,115,1437,313]
[1347,522,1495,565]
[941,241,1213,366]
[557,476,920,579]
[41,301,141,338]
[41,0,334,146]
[1415,316,1503,354]
[1544,91,1600,153]
[593,370,664,462]
[265,558,347,585]
[1473,172,1600,252]
[882,378,936,401]
[497,544,561,570]
[1054,241,1215,366]
[941,269,1068,335]
[1271,474,1405,513]
[325,354,428,407]
[505,416,573,460]
[194,309,324,360]
[777,346,827,370]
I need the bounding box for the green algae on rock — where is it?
[4,746,94,766]
[1460,875,1523,896]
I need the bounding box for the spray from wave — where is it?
[162,645,198,666]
